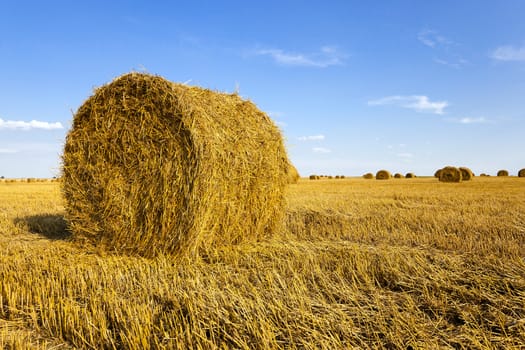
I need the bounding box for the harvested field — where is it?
[1,178,524,349]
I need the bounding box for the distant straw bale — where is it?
[405,173,415,178]
[375,170,391,180]
[519,169,525,178]
[439,166,462,183]
[394,173,403,179]
[497,170,509,177]
[62,72,289,258]
[459,167,473,181]
[363,173,374,179]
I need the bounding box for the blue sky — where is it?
[1,0,524,178]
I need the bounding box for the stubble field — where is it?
[0,177,524,349]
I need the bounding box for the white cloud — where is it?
[447,117,493,124]
[434,57,468,69]
[368,95,448,115]
[396,152,414,159]
[0,118,64,131]
[312,147,331,154]
[0,148,17,154]
[254,46,346,68]
[417,30,453,48]
[491,45,525,62]
[419,30,468,69]
[298,134,325,141]
[275,120,287,128]
[266,111,284,118]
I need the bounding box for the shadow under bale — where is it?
[14,214,71,240]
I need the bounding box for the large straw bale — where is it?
[375,170,391,180]
[459,167,473,181]
[438,166,462,183]
[62,73,289,258]
[434,169,442,178]
[497,170,509,177]
[519,168,525,178]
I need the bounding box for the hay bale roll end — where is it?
[62,73,290,258]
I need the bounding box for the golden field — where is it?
[0,177,524,349]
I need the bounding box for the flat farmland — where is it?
[1,177,524,349]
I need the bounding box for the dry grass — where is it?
[62,73,289,258]
[1,179,524,349]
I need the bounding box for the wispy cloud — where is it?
[434,57,468,69]
[298,134,325,141]
[265,111,287,127]
[253,46,346,68]
[491,44,525,62]
[368,95,448,115]
[446,117,493,124]
[418,29,467,68]
[0,118,64,131]
[266,111,284,118]
[417,30,453,48]
[312,147,331,154]
[396,152,414,159]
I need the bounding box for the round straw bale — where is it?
[393,173,402,178]
[375,170,391,180]
[62,73,289,258]
[519,168,525,177]
[309,175,318,180]
[438,166,462,182]
[363,173,374,179]
[287,163,300,184]
[434,169,442,178]
[405,173,415,178]
[497,170,509,177]
[459,167,473,181]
